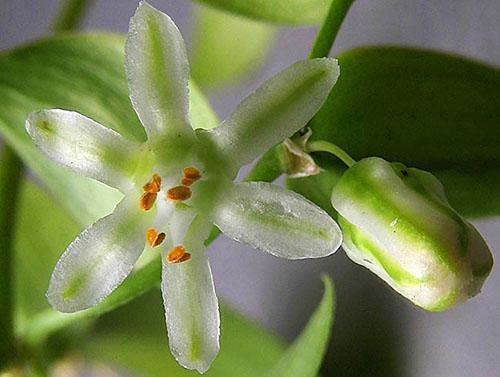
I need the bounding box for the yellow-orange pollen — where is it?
[167,245,191,264]
[167,185,192,201]
[146,228,166,247]
[140,174,162,210]
[181,167,201,186]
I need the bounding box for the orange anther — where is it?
[167,185,192,201]
[166,245,191,264]
[139,192,157,211]
[183,167,201,181]
[146,228,166,247]
[143,174,162,193]
[181,177,196,186]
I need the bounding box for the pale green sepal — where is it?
[331,157,493,311]
[208,58,339,170]
[25,109,141,191]
[126,1,193,139]
[213,182,342,259]
[161,212,219,373]
[46,191,152,313]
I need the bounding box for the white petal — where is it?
[25,109,140,191]
[126,1,192,139]
[208,58,339,169]
[213,182,342,259]
[46,192,151,312]
[161,213,220,373]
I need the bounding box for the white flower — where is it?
[25,2,342,373]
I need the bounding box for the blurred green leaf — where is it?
[264,276,335,377]
[310,47,500,217]
[84,290,285,377]
[13,180,79,333]
[0,33,218,226]
[192,0,331,25]
[190,4,276,89]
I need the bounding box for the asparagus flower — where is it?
[25,2,342,373]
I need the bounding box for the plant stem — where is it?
[309,0,356,59]
[53,0,94,33]
[306,140,356,167]
[0,146,24,369]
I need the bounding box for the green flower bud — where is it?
[331,157,493,311]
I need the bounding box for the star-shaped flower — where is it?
[25,2,341,373]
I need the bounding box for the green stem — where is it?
[53,0,94,33]
[0,146,24,369]
[306,140,356,167]
[309,0,356,59]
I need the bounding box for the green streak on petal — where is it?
[189,328,201,362]
[36,118,56,135]
[340,216,427,286]
[393,165,469,257]
[62,270,90,300]
[237,203,333,242]
[99,143,141,179]
[145,15,184,132]
[234,70,328,148]
[343,162,462,273]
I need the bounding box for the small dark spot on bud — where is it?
[401,169,408,177]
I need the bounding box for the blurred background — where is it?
[1,1,499,376]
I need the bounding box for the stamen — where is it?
[183,167,201,181]
[143,174,162,193]
[181,177,196,186]
[139,192,157,211]
[181,167,201,186]
[146,228,166,247]
[167,186,192,201]
[166,245,191,264]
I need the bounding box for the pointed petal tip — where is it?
[310,56,340,82]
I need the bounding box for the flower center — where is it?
[139,168,203,264]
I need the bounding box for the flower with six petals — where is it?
[25,2,342,373]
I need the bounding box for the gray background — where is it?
[1,1,499,376]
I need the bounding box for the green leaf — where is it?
[0,33,218,226]
[192,0,331,25]
[190,4,276,89]
[0,146,24,368]
[13,180,80,333]
[310,47,500,218]
[84,291,285,377]
[264,276,335,377]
